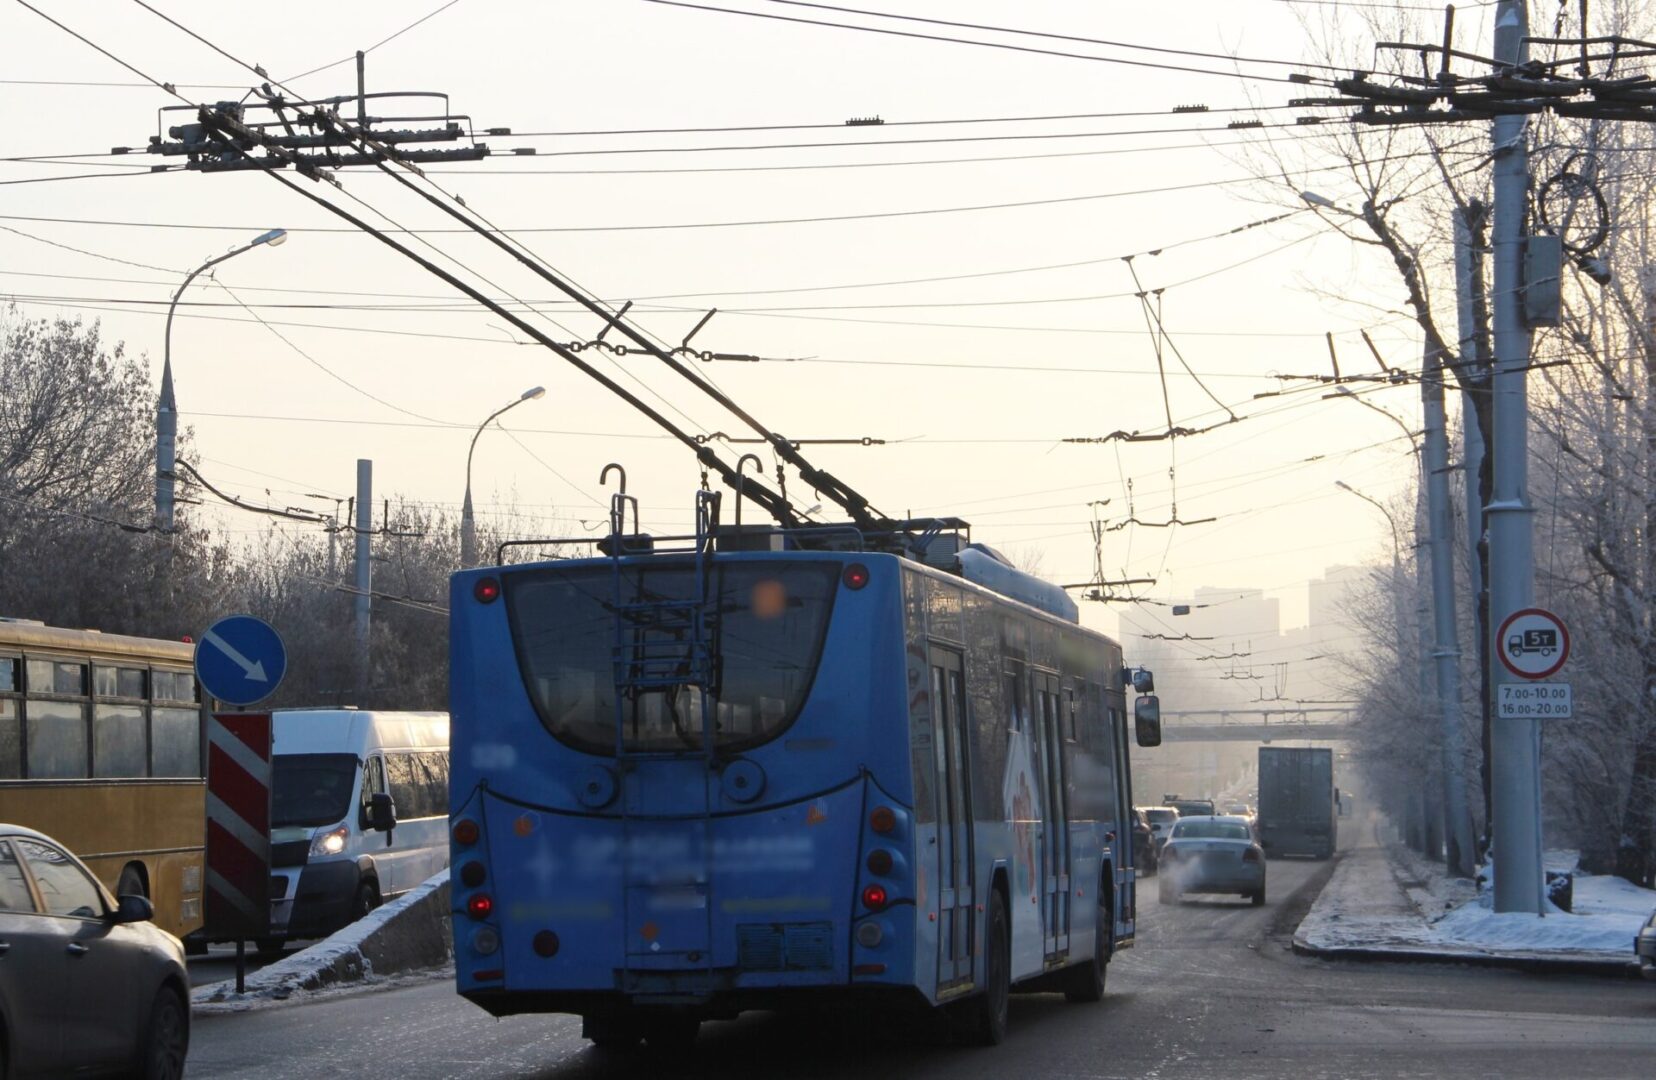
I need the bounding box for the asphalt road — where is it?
[188,838,1656,1079]
[188,940,319,988]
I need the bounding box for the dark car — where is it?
[1130,808,1159,877]
[0,825,190,1078]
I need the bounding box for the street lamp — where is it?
[155,229,289,531]
[461,386,546,568]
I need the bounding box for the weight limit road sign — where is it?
[204,712,272,940]
[195,614,287,707]
[1497,607,1571,680]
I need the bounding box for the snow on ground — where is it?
[1297,824,1653,967]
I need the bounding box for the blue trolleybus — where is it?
[447,495,1161,1048]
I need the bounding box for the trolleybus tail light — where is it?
[460,861,487,888]
[452,819,480,846]
[870,806,897,834]
[855,921,884,948]
[533,930,560,958]
[866,849,894,876]
[853,963,887,975]
[473,968,505,982]
[474,576,501,604]
[466,893,494,920]
[842,563,870,590]
[861,884,889,911]
[471,926,500,956]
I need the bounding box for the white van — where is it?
[264,709,450,947]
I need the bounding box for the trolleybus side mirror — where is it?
[1134,694,1162,747]
[368,791,398,833]
[1129,666,1155,694]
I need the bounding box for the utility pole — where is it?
[354,459,373,701]
[1414,504,1443,859]
[155,363,178,533]
[1424,327,1477,877]
[1487,0,1544,914]
[1455,205,1495,855]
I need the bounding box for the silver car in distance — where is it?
[1157,815,1266,907]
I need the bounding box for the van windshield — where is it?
[272,753,358,828]
[505,561,841,755]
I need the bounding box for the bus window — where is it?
[28,658,87,696]
[94,665,147,700]
[0,699,19,779]
[152,670,197,704]
[93,704,147,778]
[0,657,17,693]
[26,700,88,779]
[151,707,201,778]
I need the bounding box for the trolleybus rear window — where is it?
[506,561,840,755]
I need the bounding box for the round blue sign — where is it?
[194,615,287,707]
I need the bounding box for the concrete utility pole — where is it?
[1413,507,1442,859]
[1488,0,1545,913]
[1455,206,1494,854]
[1424,327,1477,877]
[1336,480,1424,848]
[354,459,373,700]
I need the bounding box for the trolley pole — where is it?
[354,459,373,700]
[1487,0,1545,913]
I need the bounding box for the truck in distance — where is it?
[1255,747,1336,859]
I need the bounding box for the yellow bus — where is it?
[0,618,208,941]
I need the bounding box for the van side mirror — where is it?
[368,791,398,833]
[1134,694,1162,747]
[112,893,154,925]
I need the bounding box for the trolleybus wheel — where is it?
[963,890,1010,1046]
[1063,894,1109,1004]
[582,1015,642,1050]
[640,1016,700,1052]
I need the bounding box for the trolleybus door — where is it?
[929,647,975,987]
[1110,697,1136,941]
[1035,675,1071,957]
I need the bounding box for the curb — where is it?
[1290,932,1642,978]
[193,869,452,1009]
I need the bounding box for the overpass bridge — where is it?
[1158,706,1355,743]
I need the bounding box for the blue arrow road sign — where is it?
[195,615,287,707]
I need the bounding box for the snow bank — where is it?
[193,869,452,1011]
[1296,838,1651,971]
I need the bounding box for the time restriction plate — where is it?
[1496,682,1572,720]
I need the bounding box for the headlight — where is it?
[309,824,349,857]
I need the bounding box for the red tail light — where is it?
[474,577,501,604]
[1243,847,1261,863]
[460,861,486,888]
[870,807,897,834]
[842,563,870,590]
[861,884,888,911]
[866,849,894,875]
[466,893,494,920]
[1162,846,1179,860]
[453,819,480,846]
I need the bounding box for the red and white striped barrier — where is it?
[205,712,272,940]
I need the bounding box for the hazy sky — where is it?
[2,1,1495,657]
